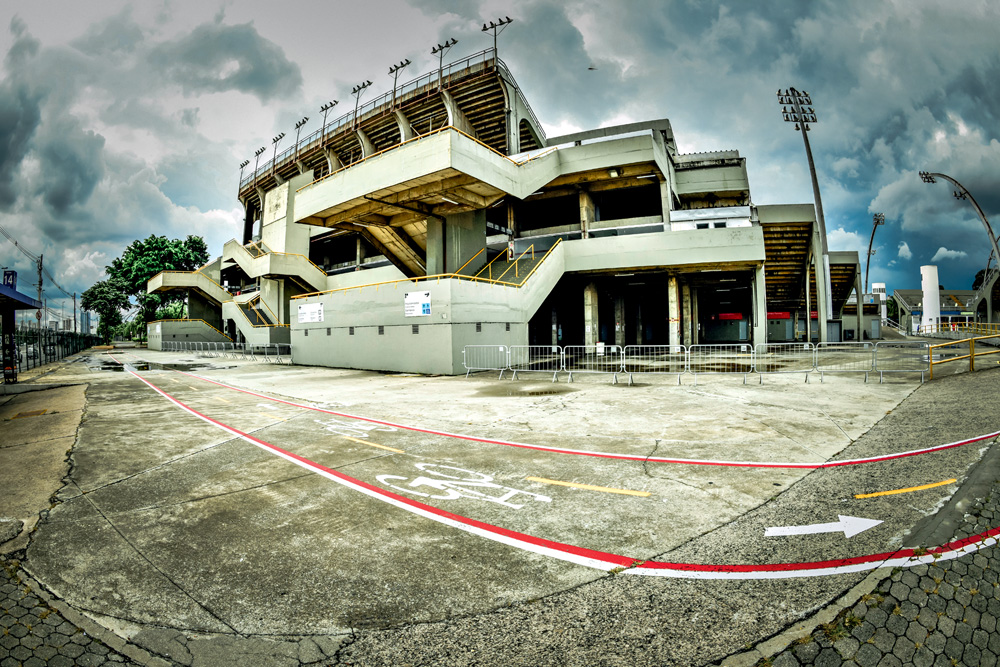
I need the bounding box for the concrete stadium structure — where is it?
[147,48,868,374]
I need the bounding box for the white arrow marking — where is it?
[765,515,883,539]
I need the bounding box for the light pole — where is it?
[481,16,513,56]
[865,212,884,293]
[270,133,285,176]
[388,60,411,109]
[351,81,373,129]
[778,87,833,329]
[252,146,266,185]
[238,159,249,188]
[432,38,458,90]
[294,116,309,158]
[919,171,1000,282]
[319,100,339,144]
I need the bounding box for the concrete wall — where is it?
[147,320,230,350]
[188,291,222,330]
[426,210,487,275]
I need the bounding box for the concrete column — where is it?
[440,90,478,138]
[753,264,767,348]
[356,237,364,270]
[614,296,625,347]
[551,307,558,346]
[635,303,643,344]
[681,282,693,347]
[921,265,941,331]
[584,283,599,346]
[579,189,595,239]
[805,262,812,343]
[660,180,672,228]
[691,287,699,345]
[507,202,518,236]
[355,129,375,158]
[324,148,344,173]
[814,254,830,343]
[394,110,416,143]
[855,271,864,340]
[668,276,680,346]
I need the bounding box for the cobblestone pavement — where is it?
[755,478,1000,667]
[0,561,141,667]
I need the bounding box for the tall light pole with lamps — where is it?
[778,87,832,340]
[865,212,884,294]
[432,38,458,90]
[481,17,513,56]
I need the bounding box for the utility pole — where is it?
[73,292,77,334]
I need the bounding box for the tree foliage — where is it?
[81,278,131,343]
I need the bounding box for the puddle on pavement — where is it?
[92,361,217,373]
[476,384,577,398]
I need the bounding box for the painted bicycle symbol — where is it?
[376,464,551,509]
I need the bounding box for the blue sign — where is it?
[2,270,15,289]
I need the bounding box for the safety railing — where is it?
[873,341,929,383]
[754,343,815,383]
[463,342,943,384]
[622,345,686,385]
[928,334,1000,380]
[814,342,875,382]
[160,341,291,364]
[562,345,624,384]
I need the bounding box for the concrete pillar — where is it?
[356,237,364,270]
[551,307,558,346]
[805,262,812,343]
[681,282,693,347]
[855,271,864,340]
[355,129,375,158]
[668,276,680,346]
[635,303,643,344]
[814,255,830,343]
[753,264,767,348]
[659,180,672,228]
[440,90,478,138]
[324,148,344,173]
[921,265,941,331]
[579,189,595,239]
[584,283,599,346]
[426,211,487,275]
[394,110,416,143]
[614,296,625,347]
[691,287,699,345]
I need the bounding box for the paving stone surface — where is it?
[754,478,1000,667]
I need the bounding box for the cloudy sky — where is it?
[1,0,998,325]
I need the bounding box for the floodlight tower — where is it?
[238,159,250,185]
[778,87,833,334]
[319,101,339,144]
[866,212,884,293]
[351,81,373,129]
[270,133,285,175]
[252,146,266,185]
[481,16,513,56]
[432,38,458,89]
[294,116,310,158]
[919,171,1000,280]
[388,60,411,108]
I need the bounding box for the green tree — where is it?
[81,279,131,344]
[105,235,209,333]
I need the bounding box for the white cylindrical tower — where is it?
[920,265,941,332]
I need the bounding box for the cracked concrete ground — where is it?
[0,348,997,666]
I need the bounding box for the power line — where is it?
[0,222,74,298]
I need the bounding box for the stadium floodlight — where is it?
[270,132,285,175]
[251,146,266,184]
[294,116,309,158]
[238,159,250,183]
[431,38,458,89]
[866,213,884,293]
[388,59,412,108]
[319,101,339,145]
[481,16,513,56]
[777,86,832,325]
[919,171,1000,283]
[351,81,373,129]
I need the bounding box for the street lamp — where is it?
[481,16,513,57]
[919,171,1000,289]
[778,86,833,326]
[388,59,411,108]
[270,133,285,176]
[865,212,884,293]
[351,80,373,129]
[431,38,458,89]
[319,100,339,145]
[294,116,309,158]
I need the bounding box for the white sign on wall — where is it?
[298,302,324,323]
[404,291,432,317]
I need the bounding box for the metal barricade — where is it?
[508,345,563,382]
[754,343,815,383]
[874,341,928,383]
[815,342,875,382]
[688,344,755,385]
[463,345,510,378]
[623,345,687,385]
[275,343,291,364]
[562,345,624,384]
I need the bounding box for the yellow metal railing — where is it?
[291,238,562,301]
[231,239,328,276]
[928,333,1000,380]
[233,301,290,329]
[150,270,230,295]
[453,248,485,276]
[148,319,233,341]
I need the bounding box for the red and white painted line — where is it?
[108,353,1000,580]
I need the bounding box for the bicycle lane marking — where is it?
[171,369,1000,470]
[107,355,1000,580]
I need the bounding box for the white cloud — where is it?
[930,247,968,262]
[827,227,867,253]
[897,242,913,260]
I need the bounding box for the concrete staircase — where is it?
[223,239,329,293]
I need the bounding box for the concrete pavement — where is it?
[0,347,997,666]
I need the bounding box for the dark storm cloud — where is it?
[0,76,43,209]
[33,114,105,214]
[71,7,144,56]
[148,21,303,102]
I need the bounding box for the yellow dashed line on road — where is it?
[855,478,957,499]
[342,435,403,453]
[259,413,289,422]
[188,386,199,391]
[214,396,231,404]
[525,476,650,497]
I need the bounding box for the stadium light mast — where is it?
[481,16,513,57]
[351,80,373,129]
[294,116,310,158]
[319,100,339,145]
[238,159,250,185]
[777,86,833,329]
[270,133,285,176]
[388,60,411,108]
[919,171,1000,281]
[865,212,884,293]
[252,146,266,185]
[432,38,458,90]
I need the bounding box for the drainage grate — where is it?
[412,325,419,334]
[378,325,385,335]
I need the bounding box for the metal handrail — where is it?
[454,248,486,275]
[494,245,535,282]
[928,333,1000,379]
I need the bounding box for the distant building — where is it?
[891,289,977,333]
[148,48,866,374]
